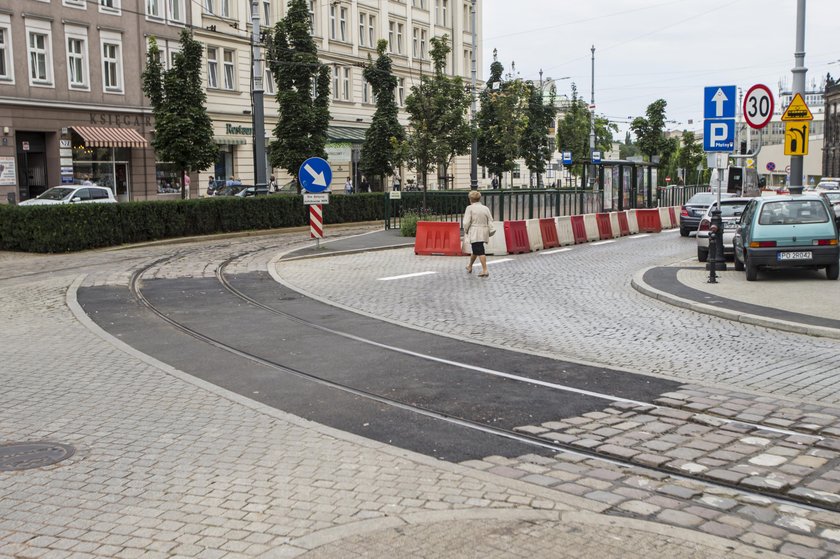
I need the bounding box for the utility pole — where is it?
[469,0,478,190]
[789,0,807,194]
[538,68,543,188]
[589,45,596,190]
[251,0,267,190]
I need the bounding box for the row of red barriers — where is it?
[414,207,680,256]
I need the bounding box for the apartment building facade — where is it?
[0,0,482,203]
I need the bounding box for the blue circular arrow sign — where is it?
[298,157,332,193]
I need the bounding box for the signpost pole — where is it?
[789,0,807,195]
[251,0,267,191]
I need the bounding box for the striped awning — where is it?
[214,137,248,145]
[72,126,148,148]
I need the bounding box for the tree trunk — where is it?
[181,169,186,200]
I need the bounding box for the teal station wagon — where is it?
[733,195,840,281]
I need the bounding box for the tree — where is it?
[676,131,704,185]
[521,81,557,187]
[556,84,616,178]
[475,51,529,185]
[630,99,669,161]
[404,35,472,191]
[142,31,217,199]
[359,40,405,192]
[265,0,331,193]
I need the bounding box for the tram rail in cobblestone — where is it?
[126,250,840,514]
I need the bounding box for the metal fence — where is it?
[656,185,709,208]
[384,189,604,230]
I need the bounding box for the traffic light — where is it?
[740,141,747,155]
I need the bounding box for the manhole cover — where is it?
[0,442,75,471]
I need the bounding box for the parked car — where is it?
[19,185,117,206]
[679,192,734,236]
[695,197,751,262]
[733,195,840,281]
[821,191,840,220]
[816,179,839,190]
[235,185,268,197]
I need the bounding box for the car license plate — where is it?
[777,251,812,261]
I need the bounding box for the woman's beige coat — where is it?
[463,202,494,243]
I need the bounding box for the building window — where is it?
[309,0,316,34]
[223,49,235,90]
[66,32,89,89]
[147,0,163,19]
[220,0,231,18]
[265,69,274,94]
[339,7,347,41]
[463,2,471,32]
[397,77,405,106]
[513,163,521,179]
[362,77,371,104]
[100,0,120,13]
[204,0,215,15]
[389,21,403,54]
[412,28,418,58]
[420,29,427,58]
[263,0,271,23]
[207,47,218,88]
[342,66,350,100]
[329,5,336,39]
[332,65,339,99]
[0,23,12,82]
[359,13,375,47]
[27,25,53,86]
[169,0,185,23]
[101,36,123,92]
[367,14,375,47]
[412,0,427,9]
[463,48,471,75]
[63,0,86,9]
[436,0,448,26]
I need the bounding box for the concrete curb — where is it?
[631,267,840,340]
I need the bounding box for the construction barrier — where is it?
[669,206,679,227]
[608,212,622,239]
[570,215,588,244]
[658,207,672,229]
[486,226,509,255]
[617,211,630,237]
[556,216,575,246]
[595,213,614,240]
[627,210,640,234]
[525,219,544,252]
[539,218,560,249]
[583,214,600,242]
[415,221,464,256]
[504,220,531,254]
[635,209,663,233]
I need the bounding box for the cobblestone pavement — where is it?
[272,232,840,404]
[0,226,836,558]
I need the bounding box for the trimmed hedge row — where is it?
[0,193,384,253]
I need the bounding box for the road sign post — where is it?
[703,85,736,277]
[299,157,333,248]
[743,84,775,130]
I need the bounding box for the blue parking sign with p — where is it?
[703,119,734,152]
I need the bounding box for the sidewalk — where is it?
[0,230,798,558]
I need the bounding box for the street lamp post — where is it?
[789,0,807,195]
[589,45,596,191]
[469,0,478,190]
[250,0,267,190]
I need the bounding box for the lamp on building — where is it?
[2,127,8,135]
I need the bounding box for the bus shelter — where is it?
[581,160,659,211]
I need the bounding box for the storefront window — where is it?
[155,162,183,194]
[71,137,130,200]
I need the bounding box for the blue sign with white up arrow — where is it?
[704,86,736,119]
[703,85,736,152]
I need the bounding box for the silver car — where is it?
[19,185,117,206]
[696,197,752,262]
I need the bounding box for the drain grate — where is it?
[0,442,76,471]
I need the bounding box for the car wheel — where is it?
[745,256,758,281]
[680,227,689,237]
[697,247,708,262]
[827,262,839,280]
[733,250,744,271]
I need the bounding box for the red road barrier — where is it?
[414,221,464,256]
[635,209,662,233]
[668,206,678,228]
[539,218,560,249]
[617,211,630,236]
[596,213,613,240]
[504,220,531,254]
[570,215,587,244]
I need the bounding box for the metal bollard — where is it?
[707,225,718,284]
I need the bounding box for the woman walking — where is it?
[463,190,495,277]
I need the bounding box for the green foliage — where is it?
[476,53,529,181]
[676,131,705,183]
[556,84,616,175]
[398,208,434,237]
[142,32,217,199]
[265,0,331,188]
[360,40,405,191]
[630,98,669,160]
[404,35,473,189]
[0,195,384,253]
[521,82,557,185]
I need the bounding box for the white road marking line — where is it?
[592,240,616,246]
[664,229,680,234]
[377,271,437,281]
[630,234,650,239]
[541,248,573,255]
[486,258,514,265]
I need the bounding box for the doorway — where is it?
[16,132,48,200]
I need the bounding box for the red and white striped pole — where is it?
[310,203,323,247]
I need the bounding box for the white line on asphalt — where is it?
[592,240,616,246]
[377,271,437,281]
[541,248,573,255]
[487,258,514,265]
[630,234,650,239]
[664,229,679,234]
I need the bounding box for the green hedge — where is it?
[0,193,384,253]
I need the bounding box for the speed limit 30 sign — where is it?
[743,84,774,129]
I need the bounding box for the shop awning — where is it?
[72,126,148,148]
[214,137,247,145]
[328,125,368,142]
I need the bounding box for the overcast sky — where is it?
[482,0,838,138]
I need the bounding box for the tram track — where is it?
[122,248,840,514]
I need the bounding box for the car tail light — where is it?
[749,241,777,248]
[813,239,838,246]
[698,219,710,231]
[680,206,689,217]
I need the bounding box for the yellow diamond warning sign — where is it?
[781,93,814,121]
